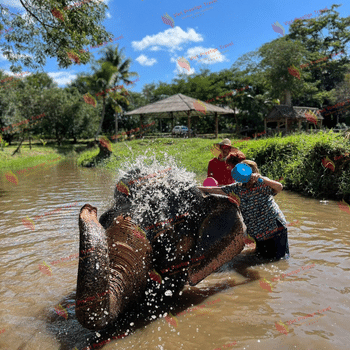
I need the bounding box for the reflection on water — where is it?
[0,159,349,350]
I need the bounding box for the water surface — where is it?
[0,159,349,350]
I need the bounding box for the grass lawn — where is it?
[78,131,350,200]
[0,140,88,173]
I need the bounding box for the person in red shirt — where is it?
[207,138,246,185]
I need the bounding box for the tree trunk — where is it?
[56,129,62,146]
[114,112,118,143]
[12,138,24,156]
[283,90,292,106]
[71,131,77,144]
[29,136,32,150]
[234,110,240,133]
[95,96,106,140]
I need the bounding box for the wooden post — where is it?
[215,113,218,139]
[171,112,174,133]
[140,114,144,138]
[285,117,288,134]
[187,111,191,138]
[264,118,267,134]
[298,119,301,131]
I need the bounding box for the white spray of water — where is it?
[114,151,199,227]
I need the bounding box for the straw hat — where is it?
[214,138,238,151]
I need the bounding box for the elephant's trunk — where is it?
[76,204,152,330]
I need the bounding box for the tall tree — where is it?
[258,38,315,106]
[0,0,111,72]
[288,4,350,107]
[90,45,138,139]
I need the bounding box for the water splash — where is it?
[114,151,198,232]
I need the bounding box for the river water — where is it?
[0,158,349,350]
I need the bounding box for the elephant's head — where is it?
[76,165,245,330]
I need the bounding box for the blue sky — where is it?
[0,0,348,92]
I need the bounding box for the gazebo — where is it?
[124,93,235,138]
[265,105,323,133]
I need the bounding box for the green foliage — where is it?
[0,134,8,150]
[1,2,350,148]
[0,72,100,145]
[288,4,350,107]
[0,0,111,71]
[239,131,350,198]
[70,45,138,139]
[77,132,350,200]
[258,39,312,102]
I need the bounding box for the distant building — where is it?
[265,105,323,133]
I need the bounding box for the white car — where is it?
[172,125,193,135]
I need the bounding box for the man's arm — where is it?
[262,177,283,193]
[250,174,283,194]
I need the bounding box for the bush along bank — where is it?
[239,131,350,203]
[77,132,350,203]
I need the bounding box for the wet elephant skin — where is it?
[76,168,245,330]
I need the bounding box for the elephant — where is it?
[76,166,246,330]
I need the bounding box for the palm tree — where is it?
[83,45,138,140]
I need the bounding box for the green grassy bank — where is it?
[0,142,86,173]
[78,131,350,201]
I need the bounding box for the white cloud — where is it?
[135,54,157,66]
[150,46,161,51]
[48,72,77,86]
[131,27,203,53]
[0,53,8,61]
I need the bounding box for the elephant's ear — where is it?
[187,194,245,286]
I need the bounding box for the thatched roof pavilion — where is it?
[265,105,323,133]
[124,93,235,138]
